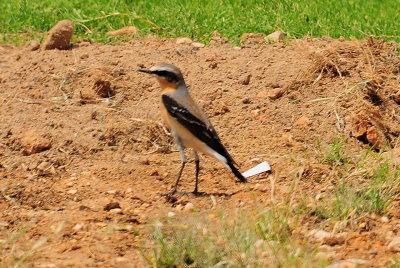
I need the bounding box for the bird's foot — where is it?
[159,188,189,196]
[159,188,203,196]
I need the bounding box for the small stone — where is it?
[233,46,242,50]
[104,202,121,211]
[43,20,74,50]
[192,42,205,48]
[241,74,251,85]
[257,88,284,100]
[242,98,251,104]
[309,229,331,241]
[388,236,400,252]
[21,129,51,155]
[24,40,40,51]
[115,257,127,263]
[176,37,193,45]
[149,170,159,176]
[36,161,51,171]
[126,188,133,194]
[184,202,195,211]
[109,208,123,214]
[265,31,285,42]
[73,223,83,231]
[167,211,176,217]
[381,216,389,223]
[106,190,117,195]
[295,116,310,126]
[68,189,77,195]
[107,26,140,36]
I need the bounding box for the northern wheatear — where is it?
[139,63,246,194]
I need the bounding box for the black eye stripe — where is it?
[154,70,179,83]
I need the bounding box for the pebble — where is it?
[167,211,176,217]
[176,37,193,45]
[24,40,40,51]
[126,188,133,194]
[241,74,251,85]
[109,208,123,215]
[256,88,284,100]
[73,223,83,231]
[106,190,117,195]
[381,216,389,223]
[192,42,205,48]
[184,202,195,211]
[68,189,77,195]
[309,229,331,241]
[265,30,285,42]
[37,161,51,171]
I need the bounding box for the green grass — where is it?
[144,208,329,267]
[314,140,400,220]
[1,0,399,45]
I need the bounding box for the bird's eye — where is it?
[155,71,179,83]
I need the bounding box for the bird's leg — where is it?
[193,150,200,195]
[162,138,186,195]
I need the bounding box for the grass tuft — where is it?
[1,0,399,45]
[144,208,328,267]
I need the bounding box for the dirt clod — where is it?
[21,129,51,155]
[93,79,114,98]
[43,20,74,50]
[24,40,40,51]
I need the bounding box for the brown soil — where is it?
[1,36,400,267]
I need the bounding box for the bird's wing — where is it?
[162,94,234,163]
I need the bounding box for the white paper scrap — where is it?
[242,161,271,178]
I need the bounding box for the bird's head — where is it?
[138,63,185,90]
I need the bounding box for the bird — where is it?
[138,63,246,195]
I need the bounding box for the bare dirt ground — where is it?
[1,36,400,267]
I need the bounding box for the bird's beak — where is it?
[138,69,153,74]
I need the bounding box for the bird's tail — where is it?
[228,162,247,182]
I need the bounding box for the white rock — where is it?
[106,190,117,195]
[192,42,205,48]
[265,30,285,42]
[381,216,389,223]
[176,37,192,45]
[109,208,122,214]
[309,229,331,241]
[68,189,77,195]
[73,223,83,231]
[167,211,176,217]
